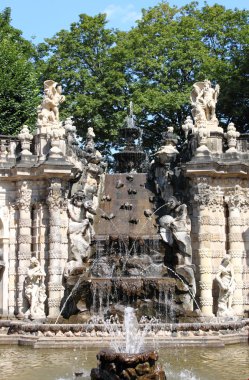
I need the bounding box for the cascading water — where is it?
[104,307,153,354]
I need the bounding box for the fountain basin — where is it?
[91,349,166,380]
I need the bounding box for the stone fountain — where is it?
[0,78,248,346]
[63,102,187,323]
[91,307,166,380]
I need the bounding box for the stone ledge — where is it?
[0,332,247,348]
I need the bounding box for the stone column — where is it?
[194,181,221,316]
[226,187,246,316]
[16,181,32,316]
[46,179,64,318]
[197,210,213,316]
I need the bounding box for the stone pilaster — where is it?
[194,182,225,316]
[46,179,64,318]
[60,194,69,274]
[226,186,247,316]
[8,204,17,316]
[194,181,213,316]
[16,181,32,316]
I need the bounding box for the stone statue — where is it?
[216,255,236,317]
[37,80,65,125]
[159,196,192,266]
[24,257,46,319]
[190,80,220,124]
[64,190,96,278]
[159,197,196,309]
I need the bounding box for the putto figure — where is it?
[37,80,65,125]
[190,80,220,124]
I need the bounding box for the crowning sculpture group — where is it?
[0,78,247,323]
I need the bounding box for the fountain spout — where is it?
[91,307,167,379]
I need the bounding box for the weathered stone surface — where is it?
[91,350,165,380]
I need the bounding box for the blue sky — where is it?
[0,0,248,43]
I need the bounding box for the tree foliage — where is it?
[118,2,249,148]
[1,3,248,149]
[36,13,128,151]
[0,8,39,135]
[37,3,248,151]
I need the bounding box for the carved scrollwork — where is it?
[194,184,224,211]
[47,179,64,211]
[226,185,249,212]
[16,181,32,211]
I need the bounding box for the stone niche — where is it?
[0,79,248,322]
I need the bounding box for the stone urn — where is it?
[91,349,166,380]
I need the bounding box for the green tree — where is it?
[37,3,248,150]
[0,8,39,135]
[118,2,249,148]
[36,13,128,152]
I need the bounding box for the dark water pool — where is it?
[0,344,248,380]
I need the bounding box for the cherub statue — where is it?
[24,257,46,319]
[216,255,236,317]
[190,80,220,124]
[37,80,65,125]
